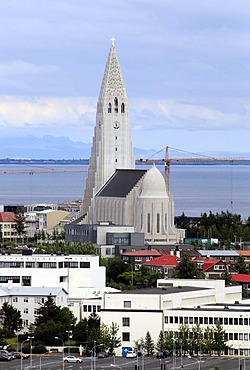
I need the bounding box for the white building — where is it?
[0,286,67,332]
[100,278,248,356]
[67,40,184,246]
[0,253,105,300]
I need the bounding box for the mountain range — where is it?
[1,135,249,160]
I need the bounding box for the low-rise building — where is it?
[0,212,18,242]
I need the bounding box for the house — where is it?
[0,212,18,242]
[143,253,180,278]
[192,257,236,279]
[197,249,240,262]
[0,285,67,332]
[231,273,250,294]
[121,249,163,270]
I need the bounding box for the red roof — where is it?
[122,249,162,257]
[144,254,179,267]
[192,257,221,272]
[231,273,250,283]
[0,212,15,222]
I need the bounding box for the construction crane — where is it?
[138,146,239,193]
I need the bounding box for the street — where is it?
[0,353,247,370]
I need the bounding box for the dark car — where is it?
[97,352,108,358]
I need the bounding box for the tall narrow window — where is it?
[157,213,160,233]
[121,103,125,113]
[114,97,118,113]
[108,103,112,113]
[147,213,151,233]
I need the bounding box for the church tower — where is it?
[82,39,134,219]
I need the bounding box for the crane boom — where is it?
[138,146,237,193]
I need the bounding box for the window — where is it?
[124,301,131,308]
[122,318,130,327]
[174,316,178,324]
[229,333,233,340]
[234,318,238,325]
[229,318,233,325]
[234,333,238,340]
[156,213,160,233]
[244,318,248,325]
[122,332,130,341]
[108,103,112,113]
[169,316,173,324]
[209,317,213,325]
[184,317,188,324]
[164,316,168,324]
[244,333,248,341]
[121,103,125,113]
[13,297,18,303]
[88,305,91,312]
[204,317,208,325]
[147,213,150,233]
[80,262,90,268]
[179,317,183,324]
[83,305,87,312]
[239,317,243,325]
[34,309,39,315]
[224,318,228,325]
[24,308,28,314]
[24,297,28,303]
[97,306,101,312]
[114,97,118,113]
[189,317,193,324]
[199,317,203,324]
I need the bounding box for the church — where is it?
[65,40,185,253]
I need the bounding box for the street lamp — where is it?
[92,341,104,370]
[28,336,34,367]
[66,330,72,355]
[55,336,65,367]
[21,339,30,370]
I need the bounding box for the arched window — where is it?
[121,102,125,113]
[114,97,118,113]
[147,213,151,233]
[108,103,112,113]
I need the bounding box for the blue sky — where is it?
[1,0,250,155]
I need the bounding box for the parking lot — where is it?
[0,353,247,370]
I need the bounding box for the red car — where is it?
[11,352,30,359]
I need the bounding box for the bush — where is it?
[32,343,47,354]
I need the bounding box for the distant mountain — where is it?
[0,135,249,160]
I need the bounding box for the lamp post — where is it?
[55,336,65,367]
[28,336,34,367]
[16,328,20,352]
[21,339,30,370]
[91,341,104,370]
[66,330,72,355]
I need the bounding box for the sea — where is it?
[0,163,250,220]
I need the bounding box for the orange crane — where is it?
[138,146,239,193]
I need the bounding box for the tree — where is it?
[203,326,214,356]
[34,295,76,344]
[156,330,164,352]
[0,302,21,335]
[235,255,249,274]
[13,211,26,241]
[173,254,199,279]
[73,318,88,344]
[213,321,228,356]
[108,322,121,356]
[144,331,154,356]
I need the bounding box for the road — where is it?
[0,353,246,370]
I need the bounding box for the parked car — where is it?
[97,352,108,358]
[63,356,82,363]
[126,351,137,358]
[11,352,30,359]
[0,351,13,361]
[156,351,171,359]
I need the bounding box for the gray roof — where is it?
[198,250,240,257]
[0,286,65,296]
[96,169,147,198]
[107,286,206,295]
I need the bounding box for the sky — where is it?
[1,0,250,155]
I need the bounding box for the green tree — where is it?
[13,211,26,241]
[213,321,228,356]
[34,295,76,344]
[156,330,164,352]
[0,302,21,335]
[108,322,121,356]
[177,324,190,354]
[235,255,248,274]
[173,254,199,279]
[73,318,88,344]
[144,331,154,356]
[203,326,214,356]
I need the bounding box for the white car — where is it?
[126,351,137,358]
[63,356,82,363]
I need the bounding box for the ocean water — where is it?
[0,164,249,219]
